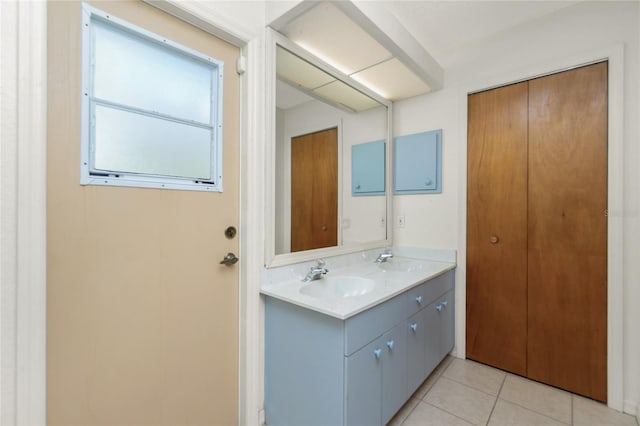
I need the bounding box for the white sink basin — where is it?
[300,276,377,299]
[377,259,424,273]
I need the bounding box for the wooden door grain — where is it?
[466,82,529,376]
[527,62,608,401]
[291,128,338,252]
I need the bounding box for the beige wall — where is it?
[47,1,240,424]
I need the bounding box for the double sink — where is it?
[300,259,426,299]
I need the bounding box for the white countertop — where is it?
[260,256,456,320]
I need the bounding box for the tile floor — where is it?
[388,357,638,426]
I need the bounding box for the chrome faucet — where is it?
[302,260,328,282]
[375,251,394,263]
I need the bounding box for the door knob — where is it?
[220,252,239,266]
[489,235,499,244]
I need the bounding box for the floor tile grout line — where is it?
[422,399,476,425]
[571,394,573,425]
[397,398,420,426]
[399,358,452,426]
[442,374,505,398]
[497,396,572,425]
[424,374,497,425]
[486,373,507,425]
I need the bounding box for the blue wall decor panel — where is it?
[393,129,442,194]
[352,140,385,196]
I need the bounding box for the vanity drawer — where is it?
[405,270,454,316]
[344,292,408,356]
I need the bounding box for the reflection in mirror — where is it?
[274,45,388,255]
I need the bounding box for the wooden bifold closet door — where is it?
[466,62,607,402]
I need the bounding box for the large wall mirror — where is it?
[266,30,392,267]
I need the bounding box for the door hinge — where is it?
[236,55,247,75]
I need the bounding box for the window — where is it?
[81,3,224,191]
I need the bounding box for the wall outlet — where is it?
[398,215,406,228]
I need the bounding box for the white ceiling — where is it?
[271,0,583,102]
[382,1,581,68]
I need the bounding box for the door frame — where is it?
[456,44,625,410]
[1,1,265,424]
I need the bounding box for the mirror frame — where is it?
[265,28,393,267]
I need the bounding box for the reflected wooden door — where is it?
[47,1,240,424]
[291,128,338,252]
[466,82,529,376]
[527,62,607,401]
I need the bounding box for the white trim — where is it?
[455,44,625,410]
[0,0,47,424]
[142,0,256,47]
[238,36,266,426]
[623,400,638,419]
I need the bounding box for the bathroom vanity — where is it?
[262,255,455,426]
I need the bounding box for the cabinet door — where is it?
[438,290,455,357]
[352,140,385,195]
[393,130,442,194]
[382,324,408,425]
[424,301,441,376]
[407,310,427,395]
[345,338,382,426]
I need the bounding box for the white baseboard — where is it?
[622,399,638,417]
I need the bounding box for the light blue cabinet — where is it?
[381,323,408,425]
[407,309,427,395]
[345,337,383,426]
[352,140,385,196]
[264,270,455,426]
[394,130,442,194]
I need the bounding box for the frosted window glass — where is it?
[93,19,213,124]
[94,105,212,180]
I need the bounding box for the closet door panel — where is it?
[527,62,607,401]
[466,82,528,375]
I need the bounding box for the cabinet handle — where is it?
[490,235,499,244]
[386,340,394,350]
[356,184,361,190]
[415,296,423,304]
[441,300,448,308]
[410,323,418,332]
[436,304,443,312]
[373,348,382,359]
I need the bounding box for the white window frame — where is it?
[80,3,224,192]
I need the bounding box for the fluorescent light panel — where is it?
[352,58,431,101]
[279,1,432,101]
[280,2,391,75]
